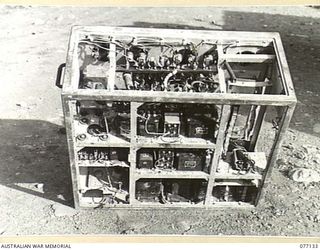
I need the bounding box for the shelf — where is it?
[132,200,205,207]
[135,135,216,149]
[75,133,130,148]
[77,160,130,168]
[135,169,209,179]
[132,200,254,208]
[79,197,130,207]
[213,180,259,186]
[210,201,255,208]
[73,120,130,147]
[78,200,254,209]
[80,187,128,197]
[215,152,266,180]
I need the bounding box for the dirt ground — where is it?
[0,5,320,237]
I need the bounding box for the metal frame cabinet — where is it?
[59,26,296,209]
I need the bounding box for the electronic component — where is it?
[137,103,162,137]
[136,179,207,204]
[138,113,161,136]
[109,149,118,160]
[113,102,131,139]
[135,103,220,140]
[164,113,180,137]
[136,179,162,202]
[165,181,190,203]
[137,151,154,169]
[78,35,221,93]
[212,185,258,203]
[85,166,129,204]
[229,141,256,174]
[78,148,109,162]
[87,167,129,193]
[77,148,129,166]
[155,150,175,169]
[76,101,132,140]
[164,179,208,203]
[137,148,210,172]
[185,116,216,139]
[204,149,214,173]
[117,117,130,138]
[175,151,204,171]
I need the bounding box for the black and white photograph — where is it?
[0,4,319,239]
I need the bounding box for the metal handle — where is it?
[55,63,66,88]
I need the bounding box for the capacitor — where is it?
[188,54,196,64]
[89,153,94,161]
[83,152,88,160]
[203,54,214,68]
[127,51,134,61]
[204,150,212,172]
[77,152,82,160]
[159,55,170,68]
[148,56,156,68]
[123,73,134,89]
[98,151,104,161]
[91,46,99,60]
[173,53,183,65]
[93,150,99,160]
[138,52,147,66]
[224,185,230,202]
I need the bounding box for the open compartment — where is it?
[135,178,207,205]
[76,147,130,167]
[136,148,213,174]
[219,41,287,96]
[77,34,220,92]
[212,179,259,204]
[72,100,131,144]
[79,166,129,206]
[215,104,284,178]
[136,102,220,143]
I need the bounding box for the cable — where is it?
[79,40,113,51]
[79,40,133,61]
[143,115,181,143]
[93,38,128,49]
[144,116,167,136]
[190,80,206,92]
[159,135,181,144]
[163,69,178,91]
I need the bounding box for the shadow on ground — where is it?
[0,119,73,206]
[0,7,320,236]
[127,21,222,30]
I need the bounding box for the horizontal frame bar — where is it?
[62,90,296,106]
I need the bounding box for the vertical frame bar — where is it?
[248,105,267,151]
[129,102,140,204]
[62,96,80,209]
[217,43,227,93]
[107,43,116,91]
[205,105,231,205]
[255,105,295,206]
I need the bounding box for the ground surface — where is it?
[0,5,320,237]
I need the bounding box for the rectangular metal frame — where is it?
[61,26,296,209]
